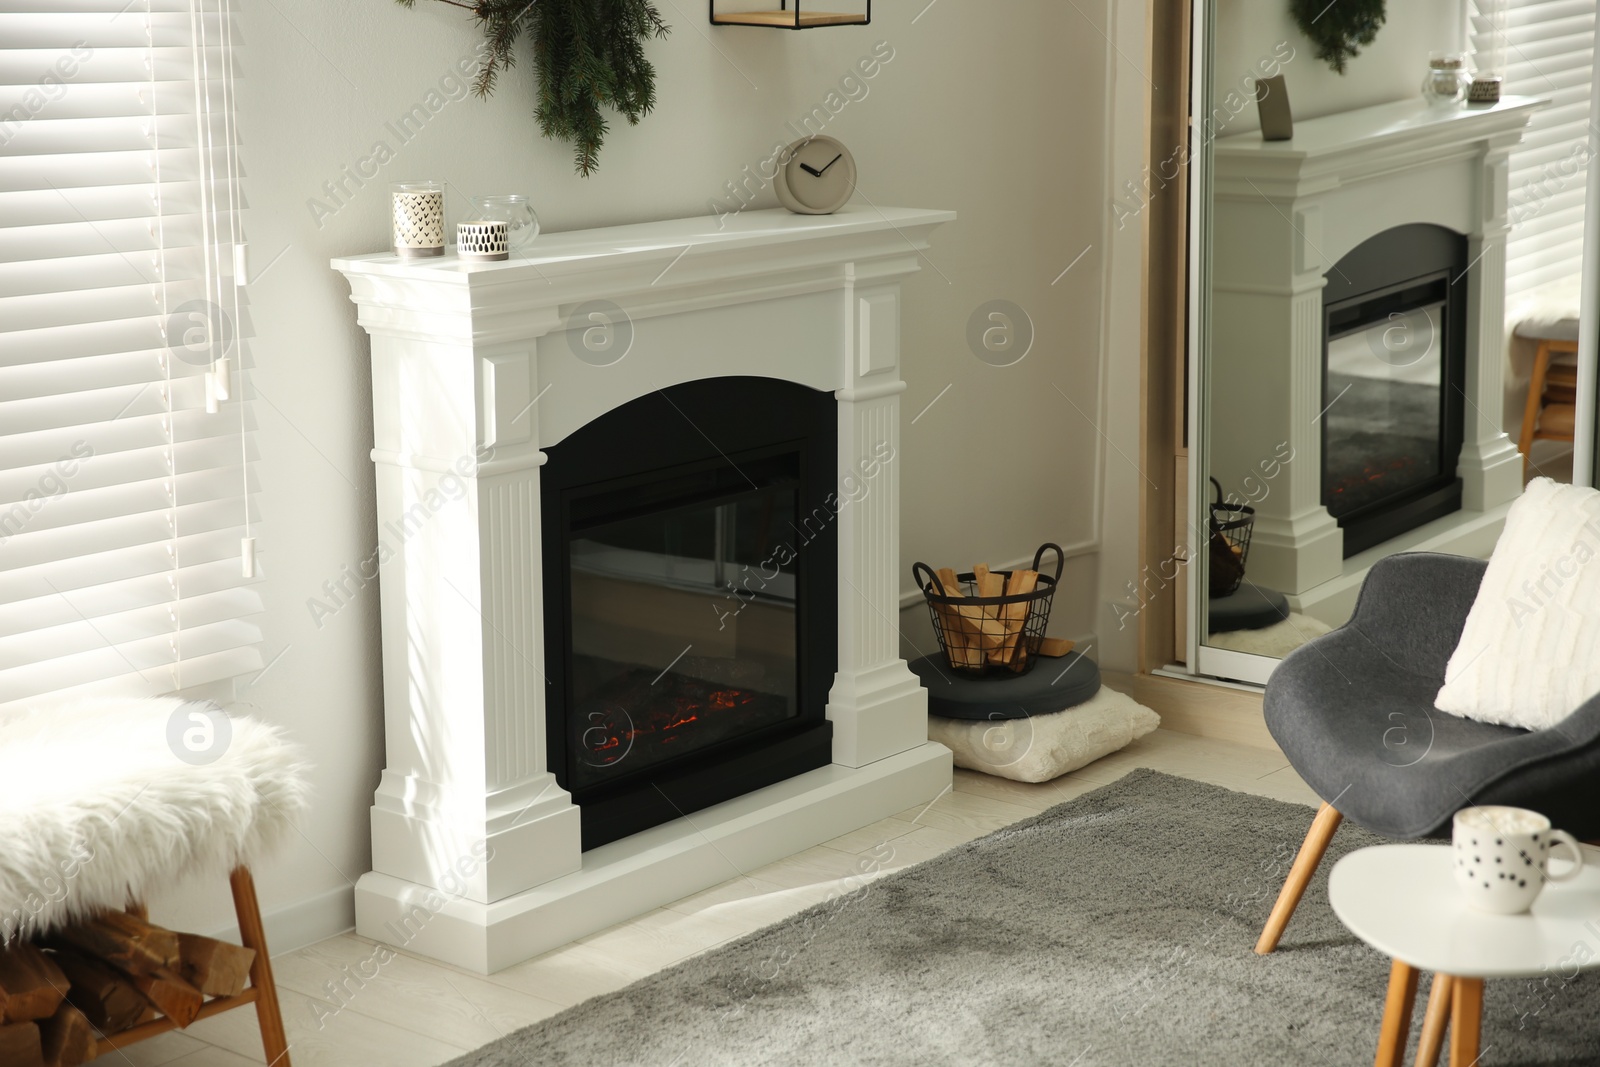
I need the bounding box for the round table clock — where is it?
[775,135,856,215]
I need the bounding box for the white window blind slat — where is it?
[0,527,246,607]
[0,0,260,709]
[1475,0,1595,303]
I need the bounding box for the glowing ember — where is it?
[569,661,792,787]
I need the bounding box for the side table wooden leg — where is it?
[1416,973,1455,1067]
[1375,958,1420,1067]
[1449,977,1484,1067]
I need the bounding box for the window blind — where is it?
[1474,0,1596,300]
[0,0,261,708]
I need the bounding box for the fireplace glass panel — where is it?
[1323,299,1446,521]
[567,483,799,792]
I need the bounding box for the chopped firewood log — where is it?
[176,934,255,998]
[127,967,203,1029]
[934,567,962,597]
[0,1021,43,1067]
[971,564,1004,607]
[49,949,151,1036]
[990,569,1039,666]
[0,943,67,1024]
[1037,637,1076,658]
[37,1004,92,1067]
[932,569,985,668]
[54,912,178,977]
[937,567,1010,651]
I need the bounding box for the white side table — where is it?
[1329,843,1600,1067]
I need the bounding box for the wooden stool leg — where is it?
[1416,973,1455,1067]
[1449,977,1484,1067]
[1520,340,1552,480]
[230,867,292,1067]
[1256,802,1344,954]
[1375,959,1421,1067]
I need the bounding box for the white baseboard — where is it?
[356,742,953,974]
[210,883,355,956]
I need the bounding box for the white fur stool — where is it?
[0,697,309,1065]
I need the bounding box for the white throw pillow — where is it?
[927,686,1160,783]
[1435,478,1600,730]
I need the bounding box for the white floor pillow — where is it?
[1208,614,1332,658]
[928,686,1160,783]
[1435,477,1600,730]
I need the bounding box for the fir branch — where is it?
[1290,0,1385,74]
[404,0,668,175]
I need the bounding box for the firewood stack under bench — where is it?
[0,909,257,1066]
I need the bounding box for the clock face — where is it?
[775,136,856,215]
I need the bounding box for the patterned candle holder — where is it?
[1468,75,1503,105]
[391,181,444,259]
[457,220,509,262]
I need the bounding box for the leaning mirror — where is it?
[1191,0,1594,683]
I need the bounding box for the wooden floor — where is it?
[90,727,1318,1066]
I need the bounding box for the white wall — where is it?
[1212,0,1467,136]
[151,1,1114,944]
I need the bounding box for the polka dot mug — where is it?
[1452,805,1584,915]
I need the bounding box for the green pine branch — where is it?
[1290,0,1385,74]
[404,0,669,175]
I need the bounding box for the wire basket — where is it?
[912,543,1064,677]
[1208,477,1255,598]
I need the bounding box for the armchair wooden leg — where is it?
[230,867,292,1067]
[1255,802,1344,955]
[1374,958,1420,1067]
[1520,340,1552,481]
[1416,973,1454,1067]
[1449,977,1484,1067]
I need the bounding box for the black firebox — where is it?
[1322,223,1469,557]
[541,378,837,850]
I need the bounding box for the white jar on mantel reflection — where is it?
[1422,52,1471,109]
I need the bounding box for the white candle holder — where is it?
[392,181,445,259]
[457,220,509,262]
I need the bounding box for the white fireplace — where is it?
[1210,96,1546,602]
[333,205,955,973]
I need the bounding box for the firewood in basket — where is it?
[127,968,204,1029]
[176,933,255,998]
[0,943,68,1024]
[49,949,151,1035]
[0,1021,44,1067]
[988,569,1038,665]
[951,604,1009,653]
[53,912,178,977]
[932,569,985,668]
[971,564,1004,613]
[37,1003,92,1067]
[937,567,1009,651]
[1037,637,1076,658]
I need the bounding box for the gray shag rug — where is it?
[446,771,1600,1066]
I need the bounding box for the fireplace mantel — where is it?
[1214,96,1548,195]
[334,206,954,972]
[1209,97,1547,596]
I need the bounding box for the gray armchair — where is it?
[1254,551,1600,955]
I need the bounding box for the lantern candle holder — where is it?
[391,181,445,259]
[457,220,509,262]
